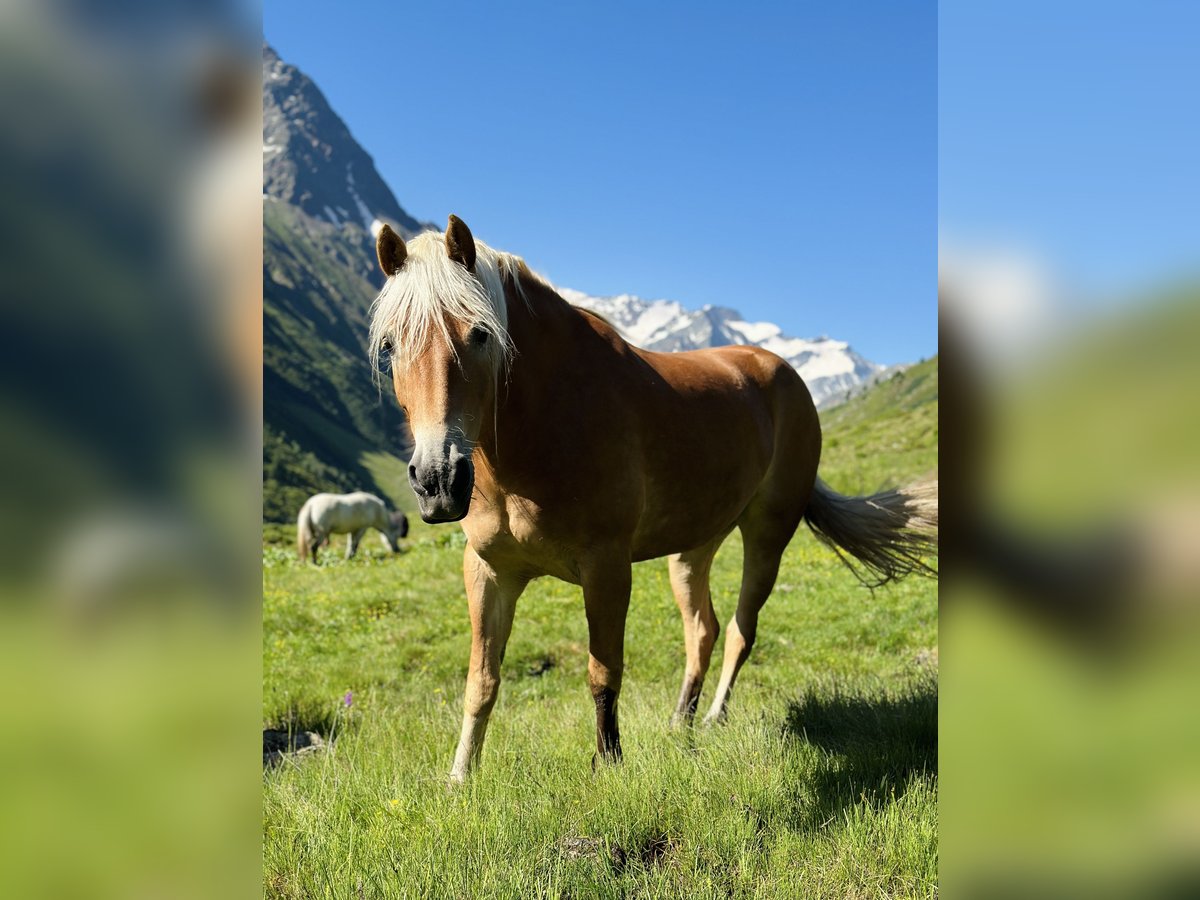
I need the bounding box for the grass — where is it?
[819,358,938,496]
[263,364,939,898]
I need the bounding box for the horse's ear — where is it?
[376,224,407,277]
[445,214,476,272]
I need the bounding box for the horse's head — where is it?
[369,216,512,524]
[385,511,409,551]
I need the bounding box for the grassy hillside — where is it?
[819,357,938,494]
[263,361,939,898]
[939,293,1199,894]
[263,200,413,521]
[986,295,1198,521]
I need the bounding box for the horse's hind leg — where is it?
[703,509,798,725]
[668,537,724,726]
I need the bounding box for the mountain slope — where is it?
[817,356,938,495]
[264,44,423,236]
[263,46,427,522]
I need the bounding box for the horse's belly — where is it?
[629,479,759,560]
[323,508,360,534]
[628,386,777,558]
[629,440,770,560]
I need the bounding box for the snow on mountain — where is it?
[558,289,884,408]
[262,44,426,238]
[262,41,889,409]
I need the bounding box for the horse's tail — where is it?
[804,477,938,587]
[296,501,314,562]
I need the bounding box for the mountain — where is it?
[264,44,423,237]
[558,290,885,407]
[263,45,428,522]
[262,44,903,521]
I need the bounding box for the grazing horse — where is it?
[369,216,937,781]
[296,492,408,564]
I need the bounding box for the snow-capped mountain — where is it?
[263,41,886,416]
[557,289,885,408]
[263,44,426,238]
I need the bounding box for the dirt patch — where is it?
[557,832,675,873]
[610,832,675,873]
[263,729,326,768]
[558,835,604,860]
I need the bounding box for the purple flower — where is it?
[343,691,353,708]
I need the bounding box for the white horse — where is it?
[296,492,408,563]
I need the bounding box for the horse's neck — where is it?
[475,272,577,474]
[524,266,579,324]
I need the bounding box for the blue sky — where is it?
[940,1,1199,299]
[265,2,936,366]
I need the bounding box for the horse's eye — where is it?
[467,326,490,347]
[375,338,393,372]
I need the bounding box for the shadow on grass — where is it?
[781,674,937,830]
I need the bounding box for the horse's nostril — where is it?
[408,464,427,496]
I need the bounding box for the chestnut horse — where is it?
[369,216,936,781]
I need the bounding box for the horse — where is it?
[369,216,937,782]
[295,492,408,564]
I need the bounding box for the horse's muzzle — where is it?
[409,453,474,524]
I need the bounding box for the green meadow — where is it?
[263,359,938,899]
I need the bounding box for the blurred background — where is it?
[940,1,1199,896]
[0,0,260,897]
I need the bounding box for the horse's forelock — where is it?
[368,231,518,384]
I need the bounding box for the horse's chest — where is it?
[463,499,582,583]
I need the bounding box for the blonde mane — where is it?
[368,230,540,382]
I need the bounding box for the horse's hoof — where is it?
[591,750,622,771]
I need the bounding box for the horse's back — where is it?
[571,305,817,443]
[621,343,821,558]
[578,305,821,478]
[308,491,385,532]
[341,491,384,506]
[634,342,818,452]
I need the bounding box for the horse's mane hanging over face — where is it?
[368,230,527,383]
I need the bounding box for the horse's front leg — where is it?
[346,529,365,560]
[580,552,632,765]
[449,545,527,783]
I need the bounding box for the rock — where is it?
[263,729,326,768]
